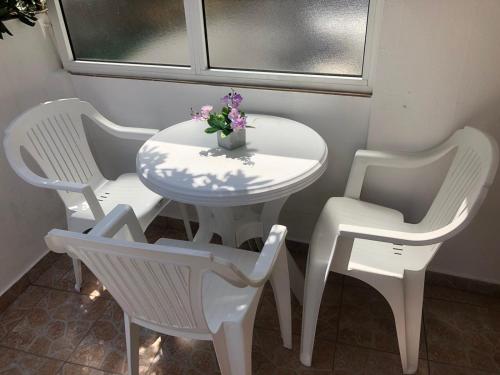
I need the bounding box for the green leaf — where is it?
[205,127,218,134]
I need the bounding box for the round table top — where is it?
[137,114,328,207]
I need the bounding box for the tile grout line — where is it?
[0,343,67,369]
[1,285,114,371]
[331,274,346,371]
[423,294,500,308]
[421,309,431,375]
[60,360,123,375]
[60,297,115,368]
[0,285,47,343]
[427,359,500,374]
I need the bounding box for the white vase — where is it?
[217,129,246,150]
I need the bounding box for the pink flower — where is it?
[228,108,247,130]
[200,105,213,120]
[192,105,213,121]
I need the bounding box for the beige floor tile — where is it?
[32,255,73,289]
[332,344,429,375]
[69,301,162,374]
[0,286,46,340]
[27,251,63,283]
[253,328,335,373]
[425,285,500,308]
[147,335,220,375]
[429,361,500,375]
[256,278,341,342]
[0,346,63,374]
[56,264,112,299]
[424,298,500,372]
[59,363,118,375]
[339,285,427,358]
[1,288,109,360]
[147,328,335,375]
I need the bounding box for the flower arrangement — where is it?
[191,90,248,136]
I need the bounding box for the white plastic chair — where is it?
[3,98,193,291]
[300,127,499,374]
[45,204,292,375]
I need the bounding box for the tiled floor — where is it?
[1,217,500,374]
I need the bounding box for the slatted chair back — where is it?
[421,127,498,236]
[46,227,252,336]
[4,98,105,209]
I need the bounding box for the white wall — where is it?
[366,0,500,283]
[71,76,371,241]
[0,14,75,294]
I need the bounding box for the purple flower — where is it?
[228,108,247,130]
[221,94,230,105]
[221,91,244,108]
[231,93,243,108]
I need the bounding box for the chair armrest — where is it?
[89,204,147,243]
[81,102,159,141]
[344,146,454,199]
[208,225,288,288]
[10,163,105,221]
[338,222,457,246]
[239,225,288,287]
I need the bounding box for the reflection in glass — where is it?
[61,0,189,66]
[204,0,370,76]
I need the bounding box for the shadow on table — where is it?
[138,144,273,193]
[199,147,257,166]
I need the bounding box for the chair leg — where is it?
[212,297,259,375]
[392,271,426,374]
[300,227,340,367]
[72,258,82,292]
[270,247,292,349]
[124,313,140,375]
[178,203,193,241]
[300,260,330,366]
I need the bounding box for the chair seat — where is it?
[347,239,439,278]
[156,238,260,333]
[323,196,406,228]
[322,197,439,278]
[69,173,167,231]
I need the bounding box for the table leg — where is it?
[261,197,304,305]
[193,206,214,244]
[193,200,305,304]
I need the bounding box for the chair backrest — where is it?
[45,228,251,335]
[421,127,499,238]
[3,98,104,208]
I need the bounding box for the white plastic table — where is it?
[137,114,328,302]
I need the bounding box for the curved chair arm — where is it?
[4,141,104,221]
[345,145,455,199]
[338,217,466,247]
[209,225,288,288]
[80,101,159,141]
[242,225,288,287]
[89,204,147,243]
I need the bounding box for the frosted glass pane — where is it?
[61,0,189,66]
[204,0,370,76]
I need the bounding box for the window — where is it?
[48,0,380,93]
[60,0,189,66]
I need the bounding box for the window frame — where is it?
[48,0,382,94]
